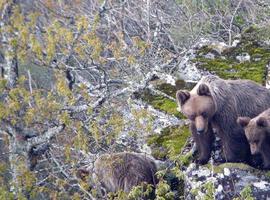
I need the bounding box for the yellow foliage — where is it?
[72,193,81,200]
[60,111,71,126]
[28,12,39,27]
[127,55,136,64]
[74,124,89,152]
[90,120,100,143]
[20,27,29,46]
[0,162,7,174]
[108,41,122,60]
[65,30,74,44]
[0,103,7,120]
[56,75,73,99]
[10,6,24,29]
[46,34,56,62]
[64,144,71,162]
[24,108,36,125]
[83,32,103,61]
[30,35,43,60]
[76,16,89,31]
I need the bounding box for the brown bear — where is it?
[237,108,270,169]
[176,75,270,164]
[93,152,157,193]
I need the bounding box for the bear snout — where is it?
[195,116,207,134]
[197,128,205,135]
[250,143,259,155]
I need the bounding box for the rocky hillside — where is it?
[127,27,270,200]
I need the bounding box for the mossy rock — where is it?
[155,83,177,97]
[138,88,185,119]
[147,125,190,160]
[194,57,268,84]
[19,63,54,89]
[205,162,253,174]
[155,81,196,98]
[193,26,270,84]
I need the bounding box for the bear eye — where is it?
[201,112,207,118]
[254,140,259,144]
[189,114,195,121]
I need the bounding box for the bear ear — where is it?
[197,83,211,96]
[237,117,251,128]
[257,117,268,127]
[176,90,190,105]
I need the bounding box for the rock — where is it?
[217,184,223,193]
[266,62,270,89]
[224,168,230,176]
[204,52,216,59]
[177,50,203,81]
[236,52,251,62]
[232,39,240,47]
[253,181,269,190]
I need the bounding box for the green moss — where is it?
[155,81,196,98]
[177,151,193,166]
[202,181,215,200]
[193,26,270,84]
[197,45,213,55]
[190,181,215,200]
[190,188,199,196]
[155,83,177,97]
[265,171,270,178]
[205,162,252,174]
[175,80,196,91]
[233,185,254,200]
[147,125,190,160]
[139,89,185,119]
[194,56,268,84]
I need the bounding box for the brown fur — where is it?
[238,108,270,169]
[176,75,270,164]
[93,152,157,193]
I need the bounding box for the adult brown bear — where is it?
[238,108,270,169]
[176,75,270,164]
[93,152,157,193]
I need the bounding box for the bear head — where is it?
[176,83,216,135]
[237,116,270,155]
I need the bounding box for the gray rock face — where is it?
[266,63,270,89]
[177,49,203,81]
[183,162,270,200]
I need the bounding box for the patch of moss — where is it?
[155,83,177,98]
[265,171,270,178]
[147,125,190,160]
[197,45,213,56]
[190,181,215,200]
[205,162,252,174]
[175,80,196,91]
[194,56,268,84]
[139,89,185,119]
[233,185,254,200]
[155,81,196,98]
[193,26,270,84]
[177,151,193,166]
[202,181,215,200]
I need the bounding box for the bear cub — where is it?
[238,108,270,169]
[94,152,157,193]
